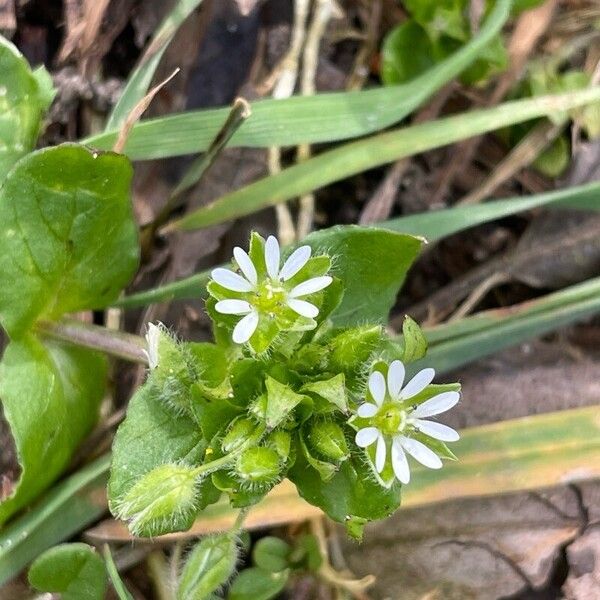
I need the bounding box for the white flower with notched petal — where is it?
[354,360,459,484]
[211,235,332,345]
[143,322,161,370]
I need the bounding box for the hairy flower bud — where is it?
[308,420,349,462]
[236,447,282,484]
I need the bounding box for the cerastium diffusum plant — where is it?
[108,232,461,546]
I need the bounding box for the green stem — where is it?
[190,451,238,478]
[36,319,148,364]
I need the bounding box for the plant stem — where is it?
[190,451,238,478]
[36,319,148,364]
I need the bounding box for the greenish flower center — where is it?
[252,279,287,314]
[374,402,407,436]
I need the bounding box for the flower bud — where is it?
[115,464,198,537]
[268,430,291,461]
[308,420,349,462]
[236,447,282,484]
[328,326,382,372]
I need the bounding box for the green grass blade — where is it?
[168,87,600,231]
[105,0,205,130]
[87,0,511,155]
[0,454,109,586]
[382,180,600,241]
[403,405,600,507]
[424,276,600,375]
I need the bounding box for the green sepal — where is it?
[236,447,283,484]
[414,432,458,461]
[327,325,383,381]
[301,373,348,414]
[307,420,349,463]
[298,429,338,482]
[211,469,269,508]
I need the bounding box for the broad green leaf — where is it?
[114,182,600,311]
[229,568,289,600]
[288,449,402,538]
[0,36,54,181]
[0,454,109,586]
[85,0,511,158]
[252,537,291,573]
[177,534,237,600]
[0,144,138,337]
[28,543,106,600]
[106,0,205,130]
[0,336,106,524]
[169,88,600,231]
[108,383,208,537]
[303,226,422,325]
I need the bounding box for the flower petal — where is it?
[391,438,410,484]
[232,311,259,344]
[279,245,311,281]
[145,323,160,370]
[355,427,380,448]
[387,360,405,400]
[265,235,281,279]
[400,367,435,399]
[368,371,386,406]
[233,247,258,286]
[398,436,442,469]
[211,268,254,292]
[375,434,386,473]
[414,419,460,442]
[411,391,460,419]
[287,298,319,319]
[289,276,333,298]
[215,299,253,315]
[357,403,378,418]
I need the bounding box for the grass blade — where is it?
[88,0,511,156]
[0,454,109,586]
[167,87,600,231]
[105,0,204,130]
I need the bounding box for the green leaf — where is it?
[106,0,205,130]
[252,537,291,573]
[177,534,238,600]
[169,88,600,231]
[401,316,427,363]
[381,21,436,85]
[264,376,305,430]
[0,36,54,181]
[0,336,106,524]
[229,568,289,600]
[0,144,138,337]
[404,0,467,41]
[86,0,511,158]
[28,543,106,600]
[304,226,423,325]
[108,383,208,537]
[288,450,402,538]
[0,454,109,587]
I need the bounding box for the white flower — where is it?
[143,322,161,370]
[211,235,332,344]
[355,360,459,485]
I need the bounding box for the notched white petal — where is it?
[215,299,253,315]
[265,235,281,279]
[412,391,460,419]
[232,311,259,344]
[211,268,254,292]
[387,360,405,399]
[357,403,378,418]
[375,435,386,473]
[279,245,311,281]
[401,367,435,399]
[368,371,386,406]
[355,427,380,448]
[399,436,442,469]
[287,298,319,319]
[145,323,160,370]
[289,276,333,298]
[233,247,258,286]
[391,438,410,484]
[414,419,460,442]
